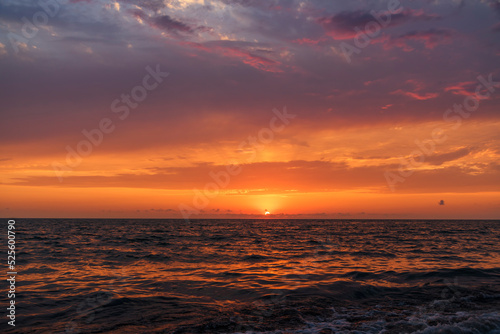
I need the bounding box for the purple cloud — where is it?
[318,9,440,40]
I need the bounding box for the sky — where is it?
[0,0,499,219]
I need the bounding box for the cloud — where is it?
[390,89,439,100]
[426,147,473,166]
[182,40,284,73]
[376,28,454,51]
[9,157,500,194]
[397,28,453,49]
[131,10,194,35]
[444,81,478,96]
[292,37,324,45]
[136,208,175,212]
[152,15,193,33]
[4,160,366,191]
[318,9,440,40]
[117,0,165,12]
[0,5,498,157]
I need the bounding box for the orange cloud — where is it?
[391,89,439,100]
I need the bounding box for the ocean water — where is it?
[2,219,500,334]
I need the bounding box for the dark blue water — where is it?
[2,219,500,333]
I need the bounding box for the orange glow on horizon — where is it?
[1,120,499,219]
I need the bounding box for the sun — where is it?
[264,209,271,215]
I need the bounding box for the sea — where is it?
[2,219,500,333]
